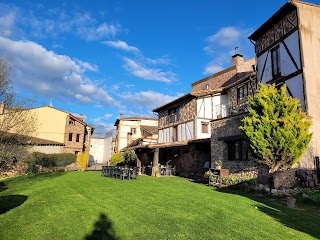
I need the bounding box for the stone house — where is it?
[210,74,257,177]
[211,0,320,188]
[249,0,320,168]
[28,106,94,155]
[152,53,255,178]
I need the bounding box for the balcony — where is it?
[215,99,250,119]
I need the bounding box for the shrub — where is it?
[110,153,123,166]
[48,153,75,167]
[77,151,89,171]
[23,152,76,172]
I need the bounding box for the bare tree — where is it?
[0,56,38,166]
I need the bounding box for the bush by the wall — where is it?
[24,152,76,170]
[110,153,123,166]
[77,151,89,171]
[48,153,76,167]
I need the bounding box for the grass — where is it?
[0,171,319,240]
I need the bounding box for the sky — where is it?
[0,0,319,137]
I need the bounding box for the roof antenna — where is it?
[49,99,53,107]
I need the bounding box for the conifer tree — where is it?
[240,83,312,174]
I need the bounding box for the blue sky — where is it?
[0,0,319,137]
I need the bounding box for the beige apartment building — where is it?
[114,115,158,152]
[29,106,94,155]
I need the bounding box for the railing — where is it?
[215,100,250,118]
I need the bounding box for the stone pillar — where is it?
[137,159,142,175]
[152,148,159,177]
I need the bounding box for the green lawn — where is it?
[0,172,319,240]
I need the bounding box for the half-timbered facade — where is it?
[152,54,256,177]
[249,0,320,168]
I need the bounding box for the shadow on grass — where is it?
[85,213,120,240]
[0,194,28,214]
[218,187,320,239]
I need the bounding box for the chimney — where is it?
[232,47,244,66]
[79,114,84,121]
[119,114,123,119]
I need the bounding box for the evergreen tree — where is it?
[240,83,312,174]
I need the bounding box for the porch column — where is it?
[152,147,159,176]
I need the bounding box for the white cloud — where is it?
[0,37,117,106]
[203,64,224,75]
[103,40,140,53]
[122,57,174,83]
[0,4,121,41]
[119,91,179,110]
[203,26,254,75]
[91,117,116,138]
[75,59,98,72]
[0,7,17,37]
[205,27,241,53]
[104,113,113,118]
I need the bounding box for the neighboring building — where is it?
[114,115,158,153]
[152,54,255,178]
[248,0,320,169]
[210,73,257,175]
[89,137,113,166]
[29,106,94,155]
[210,0,320,188]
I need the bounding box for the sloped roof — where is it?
[30,105,94,129]
[140,125,158,134]
[114,116,158,126]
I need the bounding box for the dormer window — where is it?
[271,45,281,78]
[205,84,209,90]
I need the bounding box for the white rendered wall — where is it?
[89,137,112,164]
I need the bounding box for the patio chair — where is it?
[119,168,129,180]
[130,167,138,180]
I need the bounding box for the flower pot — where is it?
[286,197,296,208]
[215,166,222,170]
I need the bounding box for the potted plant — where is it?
[154,169,161,178]
[215,160,222,170]
[286,195,296,208]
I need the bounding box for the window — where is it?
[76,134,80,142]
[69,118,75,125]
[68,133,73,141]
[131,128,136,135]
[75,151,79,156]
[201,122,209,133]
[237,83,249,104]
[168,106,180,123]
[271,45,281,78]
[227,140,248,160]
[205,84,209,90]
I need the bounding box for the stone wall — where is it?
[159,142,210,179]
[211,113,257,173]
[62,115,86,154]
[158,99,196,129]
[192,67,237,92]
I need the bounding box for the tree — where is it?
[240,83,312,174]
[0,56,37,169]
[110,153,123,166]
[77,151,89,171]
[121,150,138,163]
